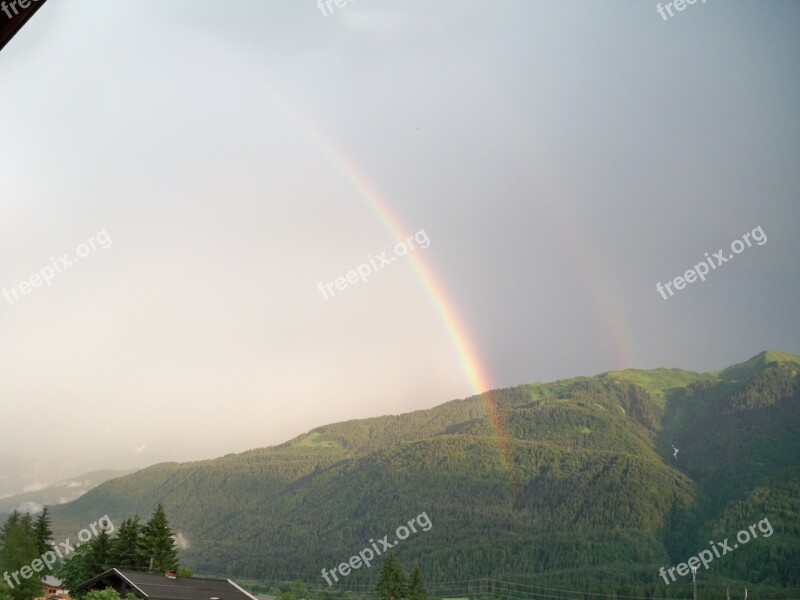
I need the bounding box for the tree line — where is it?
[0,504,186,600]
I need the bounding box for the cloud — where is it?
[55,479,90,489]
[16,501,44,514]
[22,482,49,493]
[173,531,190,550]
[134,445,146,454]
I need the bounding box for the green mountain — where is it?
[49,351,800,598]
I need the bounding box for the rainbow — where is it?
[270,89,640,469]
[271,94,512,469]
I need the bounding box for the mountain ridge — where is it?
[48,350,800,596]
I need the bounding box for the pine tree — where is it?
[33,508,53,560]
[0,512,20,545]
[109,517,145,570]
[84,531,112,574]
[139,505,179,573]
[375,554,406,600]
[0,511,41,600]
[407,566,427,600]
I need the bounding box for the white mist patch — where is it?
[58,480,90,489]
[16,501,43,514]
[173,531,190,550]
[21,482,48,493]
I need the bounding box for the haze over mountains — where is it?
[0,470,135,518]
[50,351,800,597]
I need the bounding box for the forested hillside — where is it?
[50,351,800,597]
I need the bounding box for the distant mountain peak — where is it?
[718,349,800,382]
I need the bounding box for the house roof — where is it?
[75,569,258,600]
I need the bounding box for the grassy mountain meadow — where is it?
[50,351,800,597]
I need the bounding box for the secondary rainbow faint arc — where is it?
[272,95,511,469]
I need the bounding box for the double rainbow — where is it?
[272,94,631,472]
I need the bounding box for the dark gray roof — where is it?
[75,569,257,600]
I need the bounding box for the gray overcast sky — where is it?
[1,0,798,496]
